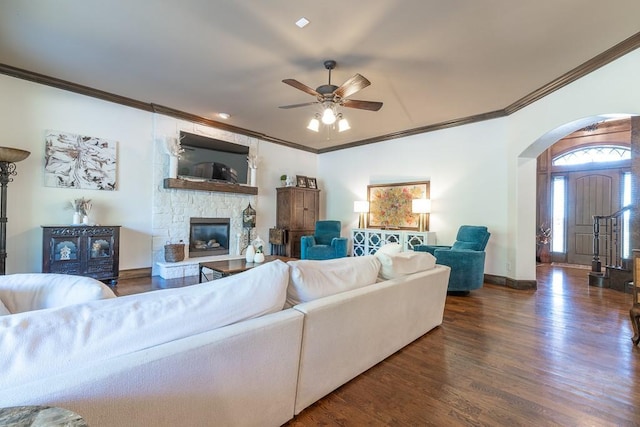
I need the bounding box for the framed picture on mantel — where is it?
[367,181,429,230]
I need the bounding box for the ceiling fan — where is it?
[279,60,383,113]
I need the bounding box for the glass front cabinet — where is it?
[42,225,120,285]
[351,228,436,256]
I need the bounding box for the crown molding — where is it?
[2,30,640,155]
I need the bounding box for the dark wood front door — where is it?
[565,170,623,265]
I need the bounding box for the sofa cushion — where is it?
[0,273,116,314]
[0,260,291,389]
[286,256,381,307]
[451,241,479,251]
[0,298,9,316]
[375,250,437,280]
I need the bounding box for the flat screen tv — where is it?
[177,131,249,184]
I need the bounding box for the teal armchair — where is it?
[300,220,348,260]
[414,225,490,293]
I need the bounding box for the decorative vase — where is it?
[250,168,257,187]
[82,215,90,225]
[245,244,255,263]
[73,212,81,225]
[169,155,179,179]
[254,252,265,263]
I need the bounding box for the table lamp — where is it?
[412,198,431,232]
[353,201,370,229]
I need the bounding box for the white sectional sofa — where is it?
[0,249,450,427]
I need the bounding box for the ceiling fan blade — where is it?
[334,74,371,99]
[342,99,383,111]
[282,79,320,97]
[278,101,319,109]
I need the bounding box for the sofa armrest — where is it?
[413,244,451,255]
[330,237,348,258]
[300,236,317,259]
[0,273,116,314]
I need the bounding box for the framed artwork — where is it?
[296,175,307,187]
[44,129,117,190]
[307,177,317,189]
[367,181,430,230]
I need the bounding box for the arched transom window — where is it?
[552,145,630,166]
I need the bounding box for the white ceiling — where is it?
[2,1,640,152]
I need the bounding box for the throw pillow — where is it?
[0,298,10,316]
[376,242,402,255]
[375,251,437,280]
[286,255,381,306]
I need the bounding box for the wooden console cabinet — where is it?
[42,225,121,285]
[275,187,320,258]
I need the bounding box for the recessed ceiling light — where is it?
[218,113,230,120]
[295,17,309,28]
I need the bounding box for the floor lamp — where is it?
[0,147,30,275]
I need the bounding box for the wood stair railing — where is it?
[589,206,634,292]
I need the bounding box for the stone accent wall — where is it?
[151,121,258,276]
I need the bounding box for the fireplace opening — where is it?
[189,218,230,257]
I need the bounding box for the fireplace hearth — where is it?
[189,218,230,257]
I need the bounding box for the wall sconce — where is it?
[0,146,30,275]
[353,200,370,229]
[412,198,431,232]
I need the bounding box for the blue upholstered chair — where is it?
[413,225,490,293]
[300,220,348,260]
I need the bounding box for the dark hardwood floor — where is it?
[114,265,640,426]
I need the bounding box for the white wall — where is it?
[0,75,153,273]
[321,48,640,282]
[319,119,509,278]
[2,47,639,280]
[0,74,317,274]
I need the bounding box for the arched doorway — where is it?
[536,118,633,268]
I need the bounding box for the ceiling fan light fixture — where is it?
[338,116,350,132]
[307,117,320,132]
[321,106,336,124]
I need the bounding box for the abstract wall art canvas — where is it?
[44,130,117,190]
[367,181,430,229]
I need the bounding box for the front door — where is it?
[564,169,624,265]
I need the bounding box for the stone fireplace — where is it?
[189,217,230,257]
[151,120,259,278]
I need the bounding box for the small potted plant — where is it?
[280,174,287,187]
[536,224,551,263]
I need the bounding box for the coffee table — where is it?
[199,255,295,283]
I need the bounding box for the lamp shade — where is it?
[307,118,320,132]
[353,200,370,213]
[338,117,350,132]
[412,198,431,214]
[0,147,30,163]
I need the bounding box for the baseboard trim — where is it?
[118,267,152,280]
[485,273,537,290]
[118,268,538,289]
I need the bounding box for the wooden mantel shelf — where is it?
[163,178,258,195]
